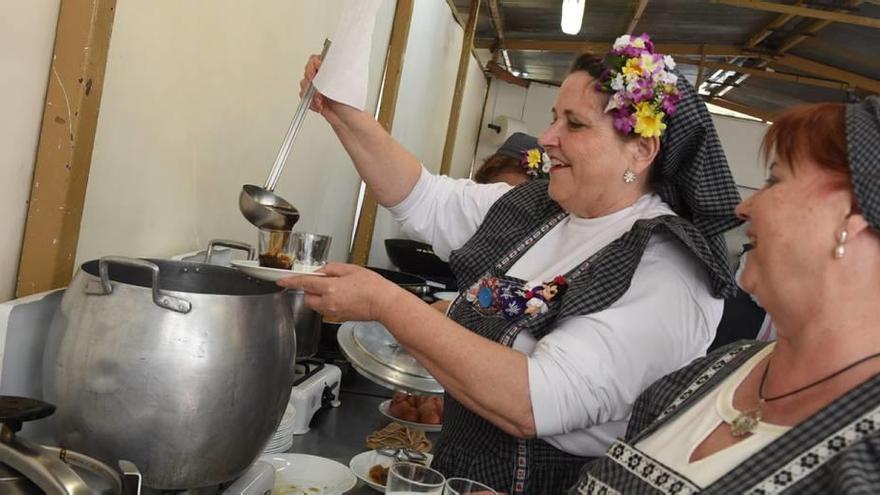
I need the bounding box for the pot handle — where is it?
[204,239,256,263]
[86,257,192,314]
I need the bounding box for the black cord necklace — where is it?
[730,350,880,437]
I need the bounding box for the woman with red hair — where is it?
[572,98,880,493]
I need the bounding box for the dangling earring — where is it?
[623,169,637,183]
[834,229,848,259]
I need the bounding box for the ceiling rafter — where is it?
[745,1,801,48]
[709,0,864,100]
[679,58,851,89]
[770,53,880,93]
[713,0,880,29]
[706,97,778,121]
[473,38,757,57]
[625,0,650,35]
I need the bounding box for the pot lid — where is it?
[337,321,443,395]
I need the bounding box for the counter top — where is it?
[285,373,439,494]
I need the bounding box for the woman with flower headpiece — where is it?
[281,34,741,493]
[570,98,880,494]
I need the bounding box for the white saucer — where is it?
[258,453,356,495]
[349,449,434,493]
[230,260,326,282]
[378,400,442,433]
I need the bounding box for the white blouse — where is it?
[637,343,790,487]
[388,167,723,457]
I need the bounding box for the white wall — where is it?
[472,79,556,173]
[76,0,396,267]
[0,1,61,302]
[366,0,489,268]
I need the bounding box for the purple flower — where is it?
[661,96,677,115]
[613,110,636,134]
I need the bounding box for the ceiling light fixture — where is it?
[561,0,585,35]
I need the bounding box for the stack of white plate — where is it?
[262,404,296,454]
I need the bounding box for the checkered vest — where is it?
[432,180,737,494]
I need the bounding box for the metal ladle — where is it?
[239,39,332,230]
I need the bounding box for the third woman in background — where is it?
[281,34,742,493]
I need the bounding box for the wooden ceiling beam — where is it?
[713,0,880,29]
[770,54,880,93]
[775,0,865,53]
[487,0,506,46]
[625,0,650,35]
[486,61,530,87]
[705,97,778,122]
[745,1,801,48]
[679,58,851,90]
[473,38,754,57]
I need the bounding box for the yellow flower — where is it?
[526,149,542,168]
[622,58,642,78]
[632,37,645,49]
[634,102,666,138]
[639,53,657,75]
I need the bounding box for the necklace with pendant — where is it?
[730,349,880,438]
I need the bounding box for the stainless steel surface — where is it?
[43,258,297,490]
[337,322,443,395]
[0,425,120,494]
[204,239,255,264]
[290,291,321,360]
[84,257,192,314]
[239,39,332,230]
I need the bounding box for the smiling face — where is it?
[538,72,652,218]
[735,158,852,312]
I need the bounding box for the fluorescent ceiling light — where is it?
[561,0,585,35]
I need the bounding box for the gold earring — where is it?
[834,229,848,259]
[623,169,637,183]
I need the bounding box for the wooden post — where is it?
[16,0,117,297]
[695,44,707,90]
[439,0,481,176]
[349,0,414,266]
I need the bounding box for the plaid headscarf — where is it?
[846,96,880,233]
[650,69,743,264]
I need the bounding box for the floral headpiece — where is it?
[591,33,680,138]
[521,148,551,180]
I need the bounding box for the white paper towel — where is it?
[313,0,383,111]
[489,115,529,145]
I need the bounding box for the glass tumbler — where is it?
[443,478,498,495]
[385,462,445,494]
[258,229,293,269]
[291,232,332,272]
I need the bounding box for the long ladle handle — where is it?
[264,38,333,192]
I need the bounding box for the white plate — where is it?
[258,453,356,495]
[230,260,326,282]
[349,450,434,493]
[433,291,458,301]
[378,400,442,433]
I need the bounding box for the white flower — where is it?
[505,301,521,314]
[663,55,676,70]
[604,97,619,113]
[613,35,631,51]
[542,162,551,173]
[611,73,625,91]
[660,71,678,86]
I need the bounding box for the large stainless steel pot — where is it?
[43,257,296,490]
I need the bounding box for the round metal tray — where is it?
[337,321,443,395]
